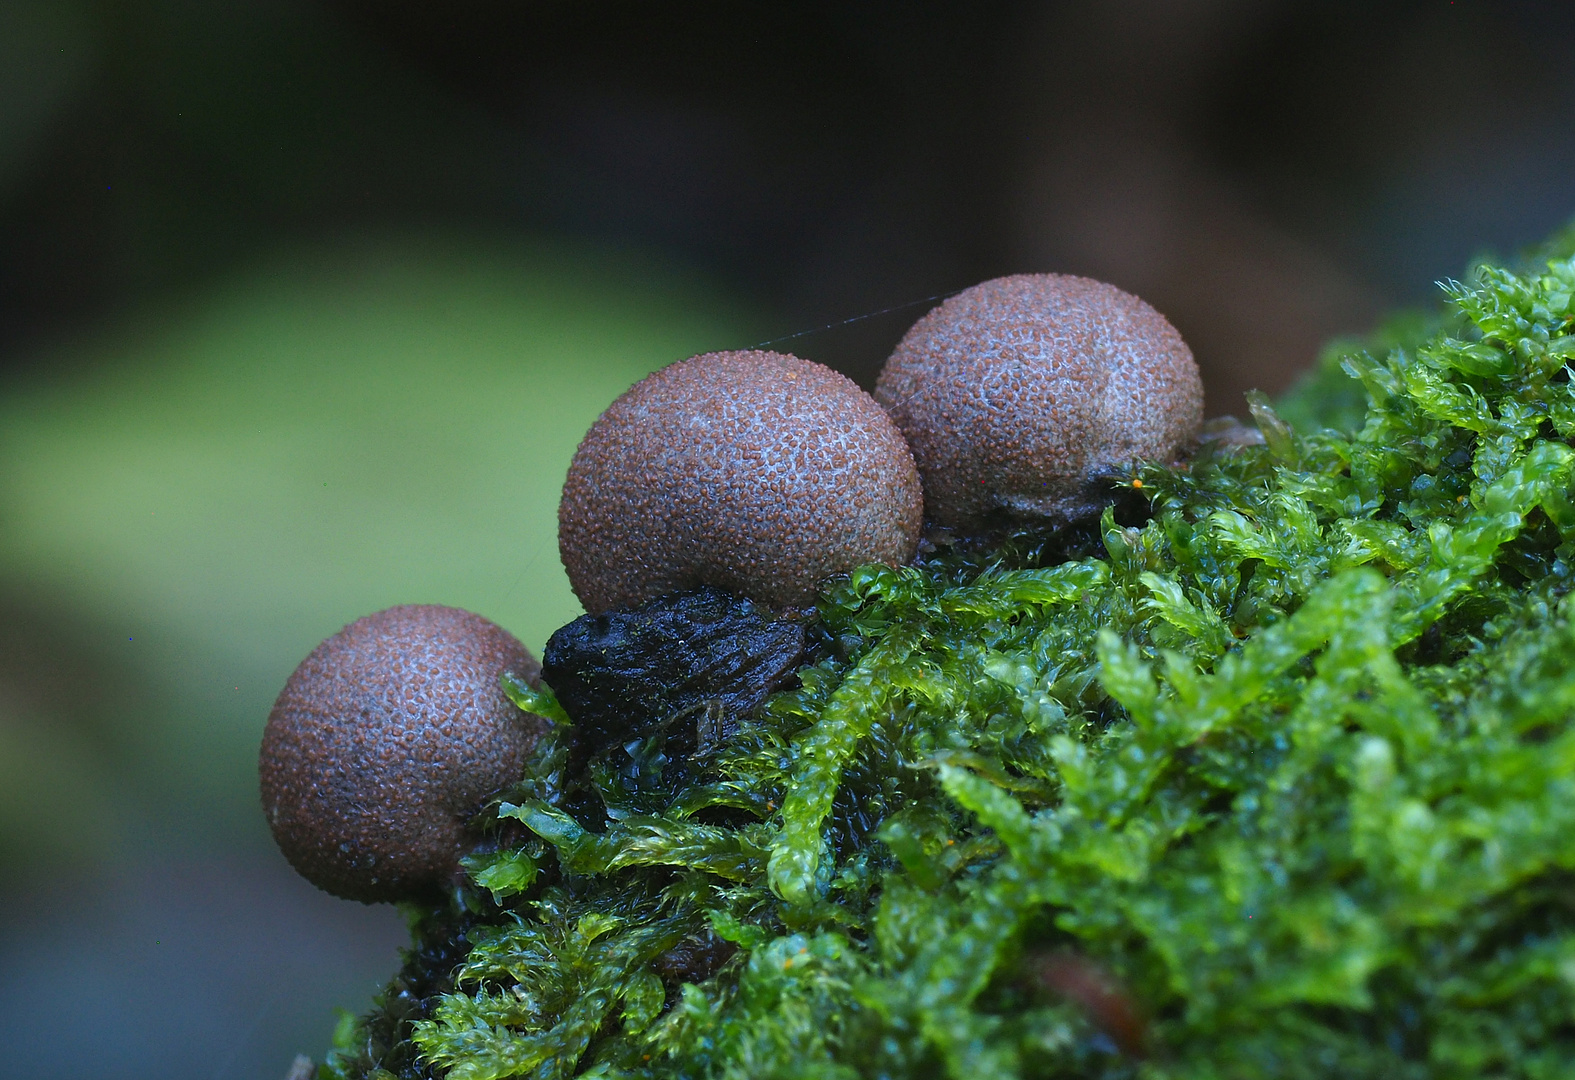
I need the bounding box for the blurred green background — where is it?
[0,232,759,1079]
[4,2,1575,1077]
[0,234,757,864]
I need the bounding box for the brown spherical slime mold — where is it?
[559,350,925,615]
[259,604,549,904]
[874,274,1203,530]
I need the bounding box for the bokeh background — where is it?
[3,3,1575,1077]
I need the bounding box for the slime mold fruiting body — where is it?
[260,604,547,903]
[875,273,1203,529]
[558,349,924,614]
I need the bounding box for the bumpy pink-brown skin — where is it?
[560,350,924,614]
[260,605,546,904]
[875,274,1203,528]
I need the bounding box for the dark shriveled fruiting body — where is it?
[875,274,1203,529]
[260,604,547,903]
[559,350,924,614]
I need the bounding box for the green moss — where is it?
[326,233,1575,1079]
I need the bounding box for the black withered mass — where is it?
[541,586,808,763]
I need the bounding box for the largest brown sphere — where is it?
[260,605,547,904]
[559,350,924,614]
[875,274,1203,529]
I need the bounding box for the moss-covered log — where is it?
[323,230,1575,1079]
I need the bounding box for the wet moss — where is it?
[324,231,1575,1079]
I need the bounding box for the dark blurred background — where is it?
[3,2,1574,1077]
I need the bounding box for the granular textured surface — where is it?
[875,274,1203,528]
[260,604,548,903]
[559,350,924,613]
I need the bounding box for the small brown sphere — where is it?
[874,274,1203,529]
[560,350,924,614]
[259,604,547,903]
